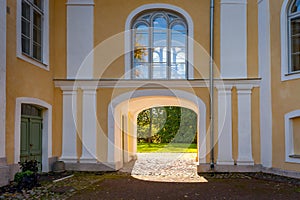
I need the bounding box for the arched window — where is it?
[131,11,188,79]
[289,0,300,73]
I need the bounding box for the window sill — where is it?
[289,155,300,159]
[17,53,49,71]
[282,72,300,81]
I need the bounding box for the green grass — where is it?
[137,143,197,153]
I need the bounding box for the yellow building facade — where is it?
[0,0,300,186]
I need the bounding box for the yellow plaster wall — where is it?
[5,1,55,164]
[247,0,259,78]
[270,0,300,171]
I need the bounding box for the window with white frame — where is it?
[17,0,48,69]
[131,11,188,79]
[285,110,300,163]
[286,0,300,73]
[21,0,44,62]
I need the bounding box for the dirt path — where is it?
[68,153,300,199]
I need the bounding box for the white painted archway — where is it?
[107,89,207,170]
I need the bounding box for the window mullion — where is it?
[30,4,33,57]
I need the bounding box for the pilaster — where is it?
[60,87,78,163]
[236,85,254,165]
[80,87,97,163]
[217,85,234,165]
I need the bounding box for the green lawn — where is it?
[137,143,197,153]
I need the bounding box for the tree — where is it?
[137,106,197,144]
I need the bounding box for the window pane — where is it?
[172,24,185,32]
[33,11,42,28]
[33,44,42,61]
[34,0,42,10]
[134,48,148,62]
[153,47,167,62]
[135,33,149,46]
[153,16,167,29]
[291,0,300,13]
[171,47,186,63]
[22,1,31,20]
[152,63,167,79]
[171,64,186,79]
[153,32,167,46]
[171,33,186,46]
[22,19,31,37]
[22,36,30,55]
[291,18,300,35]
[33,27,42,44]
[136,24,148,33]
[292,54,300,71]
[133,63,149,79]
[292,35,300,53]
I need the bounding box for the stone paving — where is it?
[122,153,208,182]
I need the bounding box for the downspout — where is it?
[209,0,215,170]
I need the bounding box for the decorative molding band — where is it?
[66,0,94,6]
[220,0,247,4]
[54,79,261,89]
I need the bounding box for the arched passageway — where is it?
[107,89,207,170]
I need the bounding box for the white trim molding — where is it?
[14,98,52,172]
[280,0,300,81]
[66,0,94,79]
[16,0,49,70]
[285,110,300,164]
[0,0,7,160]
[220,0,247,78]
[258,0,273,168]
[124,3,194,79]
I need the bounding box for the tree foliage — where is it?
[137,106,197,144]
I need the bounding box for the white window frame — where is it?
[16,0,49,70]
[125,4,194,79]
[285,110,300,164]
[131,11,188,80]
[281,0,300,81]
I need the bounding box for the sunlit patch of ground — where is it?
[126,153,208,183]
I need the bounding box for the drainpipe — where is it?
[209,0,215,170]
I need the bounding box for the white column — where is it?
[80,87,97,163]
[258,0,272,168]
[220,0,247,78]
[60,88,78,162]
[217,85,234,165]
[66,0,94,79]
[0,0,6,163]
[236,85,254,165]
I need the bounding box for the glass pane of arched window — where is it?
[171,24,186,46]
[292,0,300,13]
[291,18,300,71]
[132,11,187,79]
[153,16,167,29]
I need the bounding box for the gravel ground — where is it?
[1,153,300,199]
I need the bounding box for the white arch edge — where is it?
[14,97,52,172]
[124,3,194,79]
[107,89,206,167]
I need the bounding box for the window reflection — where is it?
[132,11,187,79]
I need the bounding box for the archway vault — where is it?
[107,89,207,170]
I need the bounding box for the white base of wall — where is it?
[198,164,300,179]
[216,160,234,165]
[64,162,122,171]
[237,160,254,166]
[0,164,9,187]
[79,158,97,164]
[60,157,78,163]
